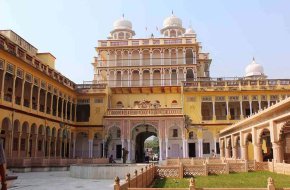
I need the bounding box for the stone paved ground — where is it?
[9,171,118,190]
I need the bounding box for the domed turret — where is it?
[184,25,195,37]
[245,58,266,78]
[113,18,132,30]
[160,12,185,37]
[109,15,135,40]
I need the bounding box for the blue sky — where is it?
[0,0,290,83]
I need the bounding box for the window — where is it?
[116,101,124,108]
[94,98,103,104]
[173,129,178,137]
[203,143,210,154]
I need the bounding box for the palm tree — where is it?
[184,115,192,132]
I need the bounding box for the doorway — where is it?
[188,143,196,157]
[116,145,122,159]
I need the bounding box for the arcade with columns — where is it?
[0,12,290,167]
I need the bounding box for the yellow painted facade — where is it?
[0,14,289,163]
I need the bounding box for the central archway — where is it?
[132,124,158,163]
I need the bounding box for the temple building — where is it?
[0,13,290,166]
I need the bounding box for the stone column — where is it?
[127,139,131,161]
[59,139,63,157]
[182,138,186,158]
[20,77,25,107]
[220,146,225,158]
[183,49,186,64]
[240,99,243,119]
[159,138,163,161]
[272,142,283,163]
[139,53,143,66]
[54,137,57,158]
[102,139,105,158]
[225,145,231,158]
[88,139,93,158]
[56,96,59,117]
[17,132,22,158]
[165,138,168,158]
[37,87,41,111]
[32,134,38,158]
[249,100,252,115]
[47,137,51,158]
[213,138,217,155]
[254,143,263,162]
[150,51,152,65]
[212,101,216,120]
[198,138,203,157]
[12,75,16,105]
[232,146,238,159]
[241,145,248,160]
[150,70,153,86]
[25,134,30,157]
[73,138,76,158]
[226,100,230,120]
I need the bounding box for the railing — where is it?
[106,108,183,116]
[0,33,76,90]
[98,37,196,47]
[183,79,290,91]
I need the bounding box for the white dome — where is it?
[113,17,132,30]
[163,14,183,28]
[185,26,195,35]
[245,58,264,77]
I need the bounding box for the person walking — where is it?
[0,138,7,190]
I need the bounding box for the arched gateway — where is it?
[132,123,158,163]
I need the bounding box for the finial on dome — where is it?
[172,10,174,15]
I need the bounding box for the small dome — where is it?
[163,14,183,28]
[184,26,195,35]
[113,17,132,30]
[245,58,264,77]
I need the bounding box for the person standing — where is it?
[0,138,7,190]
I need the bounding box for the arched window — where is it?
[134,101,140,108]
[118,32,124,39]
[170,30,176,37]
[116,101,124,108]
[171,100,178,107]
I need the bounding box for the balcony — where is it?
[98,37,197,47]
[105,107,183,117]
[183,78,290,92]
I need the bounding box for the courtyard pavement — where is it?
[10,171,119,190]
